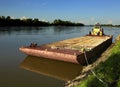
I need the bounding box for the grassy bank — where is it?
[76,37,120,87]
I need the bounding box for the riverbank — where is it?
[64,35,120,87]
[0,16,84,27]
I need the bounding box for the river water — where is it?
[0,26,120,87]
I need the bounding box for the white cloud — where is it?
[107,20,112,24]
[78,20,85,23]
[20,16,27,20]
[39,19,47,22]
[78,20,87,25]
[90,17,95,21]
[78,17,104,25]
[11,16,14,19]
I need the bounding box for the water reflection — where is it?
[0,26,48,36]
[20,56,83,81]
[0,26,87,36]
[1,26,120,87]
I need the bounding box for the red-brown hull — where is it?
[19,35,112,64]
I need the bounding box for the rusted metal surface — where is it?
[19,35,113,64]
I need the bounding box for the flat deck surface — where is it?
[20,35,112,64]
[22,35,112,56]
[46,36,111,51]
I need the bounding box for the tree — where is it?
[53,19,84,26]
[33,18,39,26]
[6,16,11,20]
[0,15,84,27]
[53,19,62,25]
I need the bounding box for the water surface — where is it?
[0,26,120,87]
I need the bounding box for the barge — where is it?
[19,24,113,64]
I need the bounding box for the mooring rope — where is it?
[83,50,108,86]
[62,49,108,87]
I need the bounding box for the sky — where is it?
[0,0,120,25]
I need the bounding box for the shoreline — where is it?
[64,35,120,87]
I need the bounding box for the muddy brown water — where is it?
[0,26,120,87]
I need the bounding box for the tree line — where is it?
[0,16,84,27]
[101,24,120,27]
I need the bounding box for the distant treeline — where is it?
[101,24,120,27]
[0,16,84,27]
[87,24,120,27]
[52,19,84,26]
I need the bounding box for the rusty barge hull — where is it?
[19,35,112,64]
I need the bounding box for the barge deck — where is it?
[19,35,112,64]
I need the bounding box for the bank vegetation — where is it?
[0,16,84,27]
[76,36,120,87]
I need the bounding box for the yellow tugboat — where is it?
[89,23,104,36]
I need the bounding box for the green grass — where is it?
[77,41,120,87]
